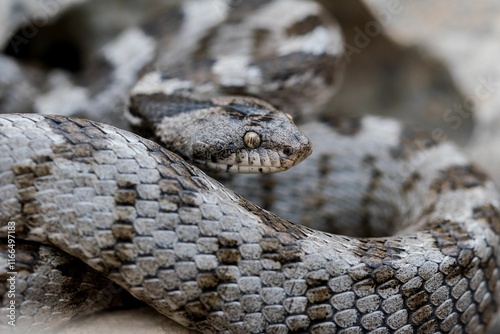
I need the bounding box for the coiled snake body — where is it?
[1,1,500,333]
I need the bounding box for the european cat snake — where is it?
[1,1,500,333]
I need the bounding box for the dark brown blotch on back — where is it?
[184,301,209,321]
[256,52,338,85]
[114,189,137,205]
[275,245,303,263]
[130,93,214,124]
[286,15,323,36]
[111,224,136,241]
[199,291,223,311]
[224,0,274,23]
[391,126,438,160]
[252,28,271,57]
[473,204,500,234]
[318,153,333,177]
[358,158,383,237]
[141,5,184,41]
[258,174,276,210]
[159,59,216,83]
[193,26,219,59]
[216,248,241,264]
[197,273,219,290]
[402,171,421,193]
[372,265,395,283]
[306,286,332,303]
[406,291,429,310]
[76,57,114,96]
[11,164,41,234]
[431,165,488,193]
[321,115,362,136]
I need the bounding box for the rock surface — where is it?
[61,307,196,334]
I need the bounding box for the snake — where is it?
[1,0,500,333]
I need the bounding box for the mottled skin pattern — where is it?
[128,95,312,173]
[1,0,500,334]
[224,117,495,238]
[0,241,137,329]
[1,113,500,334]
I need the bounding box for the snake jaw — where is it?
[197,160,288,173]
[194,139,312,173]
[189,122,313,174]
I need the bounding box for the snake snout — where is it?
[278,134,312,170]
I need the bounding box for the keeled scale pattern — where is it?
[1,113,500,333]
[0,241,133,333]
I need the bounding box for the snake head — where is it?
[128,94,312,173]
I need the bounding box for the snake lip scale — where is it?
[1,0,500,334]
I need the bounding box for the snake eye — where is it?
[243,131,261,148]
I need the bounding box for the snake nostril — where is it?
[282,146,293,156]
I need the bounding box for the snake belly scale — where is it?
[1,0,500,334]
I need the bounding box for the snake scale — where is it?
[1,0,500,333]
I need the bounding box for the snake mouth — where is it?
[195,161,289,173]
[194,149,301,174]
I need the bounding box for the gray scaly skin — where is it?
[127,95,311,173]
[1,0,500,334]
[1,113,500,334]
